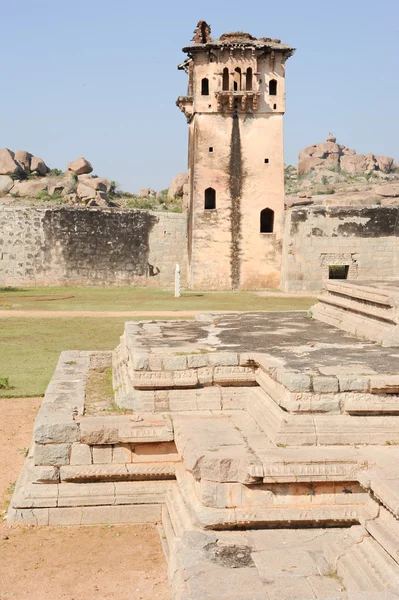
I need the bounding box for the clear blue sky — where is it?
[1,0,398,192]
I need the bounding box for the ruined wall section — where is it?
[281,206,399,292]
[0,207,187,287]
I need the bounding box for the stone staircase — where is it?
[8,313,399,599]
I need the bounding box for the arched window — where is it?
[201,78,209,96]
[222,67,229,91]
[233,67,242,91]
[245,68,253,91]
[260,208,274,233]
[269,79,277,96]
[204,187,216,210]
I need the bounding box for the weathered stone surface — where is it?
[92,445,113,464]
[0,206,188,288]
[376,155,394,173]
[112,444,132,463]
[340,153,376,174]
[70,443,92,465]
[163,355,187,371]
[0,149,20,175]
[28,465,60,484]
[276,369,311,392]
[76,182,96,201]
[77,175,108,191]
[369,376,399,394]
[0,175,13,196]
[11,179,48,198]
[375,184,399,197]
[313,376,339,393]
[34,443,71,466]
[34,416,78,445]
[30,156,49,175]
[187,353,209,368]
[208,352,239,366]
[14,150,32,171]
[132,353,150,371]
[168,172,188,198]
[67,157,93,175]
[138,188,155,197]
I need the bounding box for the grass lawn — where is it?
[0,286,315,313]
[0,318,130,398]
[0,288,316,398]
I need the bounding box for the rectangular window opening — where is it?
[209,147,213,153]
[273,103,277,109]
[264,158,269,164]
[329,265,349,280]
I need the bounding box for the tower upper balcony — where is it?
[177,22,295,118]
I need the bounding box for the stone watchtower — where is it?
[177,21,295,289]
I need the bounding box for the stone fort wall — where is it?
[1,205,399,291]
[0,207,187,287]
[281,206,399,292]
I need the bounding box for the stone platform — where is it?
[311,279,399,346]
[8,312,399,599]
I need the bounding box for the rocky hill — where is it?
[285,135,399,208]
[0,148,184,212]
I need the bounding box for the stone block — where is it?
[29,465,60,484]
[8,508,50,526]
[34,417,79,444]
[148,355,163,371]
[163,355,187,371]
[208,352,239,366]
[197,367,213,385]
[34,443,71,466]
[276,370,311,392]
[92,445,113,464]
[132,370,174,389]
[132,353,149,371]
[370,376,399,394]
[213,366,255,385]
[187,353,209,368]
[79,417,120,444]
[172,369,198,387]
[339,376,370,392]
[112,443,132,463]
[70,443,92,465]
[313,376,339,393]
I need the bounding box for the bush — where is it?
[48,168,63,177]
[36,190,64,202]
[126,196,160,210]
[0,377,10,389]
[321,175,328,186]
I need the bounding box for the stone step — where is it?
[364,505,399,566]
[311,299,399,347]
[338,536,399,593]
[164,481,197,538]
[248,387,399,446]
[175,464,361,529]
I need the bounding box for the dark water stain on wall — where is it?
[335,207,399,237]
[42,208,159,284]
[229,112,243,289]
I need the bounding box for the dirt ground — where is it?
[0,398,171,600]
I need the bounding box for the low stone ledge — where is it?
[60,462,176,482]
[79,414,174,445]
